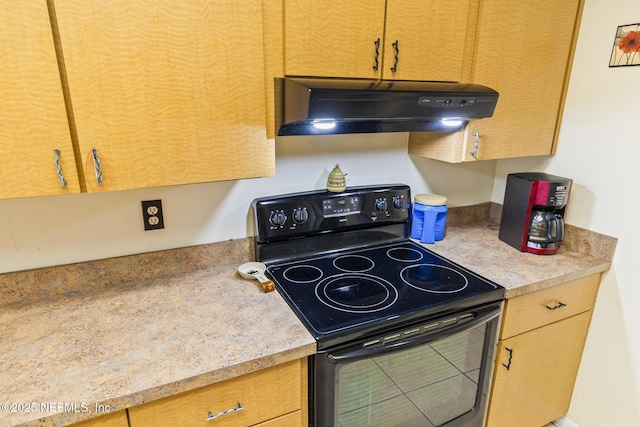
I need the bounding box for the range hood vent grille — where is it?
[276,78,499,136]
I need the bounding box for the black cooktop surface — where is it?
[266,240,504,342]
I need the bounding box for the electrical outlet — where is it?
[141,200,164,231]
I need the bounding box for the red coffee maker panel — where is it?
[499,172,572,255]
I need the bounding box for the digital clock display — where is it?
[322,196,361,217]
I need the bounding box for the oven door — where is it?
[314,302,502,427]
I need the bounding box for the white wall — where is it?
[492,0,640,425]
[0,132,497,273]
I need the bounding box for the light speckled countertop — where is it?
[0,239,315,427]
[425,203,616,298]
[0,203,616,427]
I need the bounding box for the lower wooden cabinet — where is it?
[488,311,591,427]
[253,411,302,426]
[71,411,128,427]
[486,274,601,427]
[127,358,307,427]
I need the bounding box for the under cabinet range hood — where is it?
[276,78,499,136]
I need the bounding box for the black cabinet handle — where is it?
[372,38,380,71]
[545,302,567,310]
[391,40,399,72]
[502,347,513,370]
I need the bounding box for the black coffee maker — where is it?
[499,172,572,255]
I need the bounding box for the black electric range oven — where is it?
[252,185,504,427]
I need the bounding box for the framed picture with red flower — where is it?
[610,23,640,67]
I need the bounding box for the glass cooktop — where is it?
[266,240,504,343]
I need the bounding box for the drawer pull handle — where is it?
[207,402,244,421]
[545,302,567,311]
[502,347,513,370]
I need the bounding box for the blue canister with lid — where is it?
[410,194,448,244]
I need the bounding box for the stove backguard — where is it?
[252,184,411,264]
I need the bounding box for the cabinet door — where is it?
[53,0,273,192]
[486,311,592,427]
[284,0,386,78]
[0,1,80,199]
[465,0,582,160]
[383,0,474,82]
[408,0,582,162]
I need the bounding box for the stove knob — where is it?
[293,207,309,224]
[269,211,287,226]
[375,198,388,212]
[393,196,404,210]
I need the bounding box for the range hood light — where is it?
[441,118,465,128]
[277,78,499,136]
[313,120,337,130]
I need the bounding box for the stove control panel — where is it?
[252,184,411,243]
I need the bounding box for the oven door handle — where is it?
[327,305,501,364]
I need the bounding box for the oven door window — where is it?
[315,304,501,427]
[337,324,486,426]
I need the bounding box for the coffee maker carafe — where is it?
[499,172,572,255]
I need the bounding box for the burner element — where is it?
[387,247,424,262]
[333,255,374,273]
[401,264,469,293]
[316,274,398,313]
[283,265,323,283]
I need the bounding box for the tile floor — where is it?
[337,325,487,427]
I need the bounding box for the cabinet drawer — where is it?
[72,411,128,427]
[500,274,600,339]
[254,410,301,426]
[128,359,302,427]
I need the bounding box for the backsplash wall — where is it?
[0,132,497,273]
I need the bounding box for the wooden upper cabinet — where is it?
[283,0,473,82]
[284,0,386,79]
[464,0,582,161]
[53,0,274,192]
[384,0,473,82]
[409,0,583,162]
[0,1,80,198]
